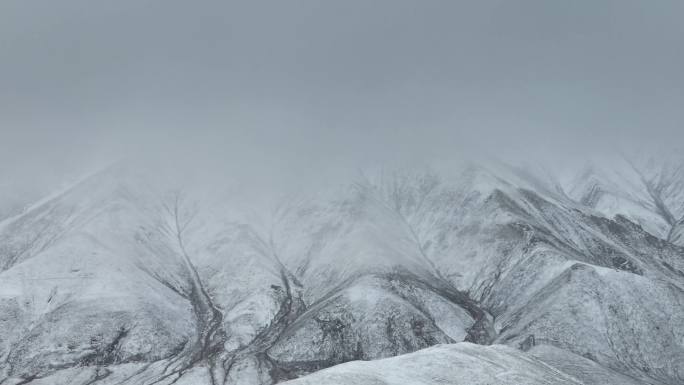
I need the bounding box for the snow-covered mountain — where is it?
[1,156,683,385]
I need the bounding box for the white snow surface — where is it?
[282,343,582,385]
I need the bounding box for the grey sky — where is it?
[1,0,683,195]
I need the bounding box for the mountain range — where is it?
[1,155,683,385]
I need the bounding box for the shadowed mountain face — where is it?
[1,157,683,385]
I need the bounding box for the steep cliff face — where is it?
[1,158,683,385]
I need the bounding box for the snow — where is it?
[1,157,683,384]
[282,343,583,385]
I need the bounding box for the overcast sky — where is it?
[1,0,683,195]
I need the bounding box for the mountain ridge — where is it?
[1,157,683,384]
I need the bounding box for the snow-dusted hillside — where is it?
[281,342,620,385]
[1,157,683,385]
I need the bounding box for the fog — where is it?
[1,0,683,204]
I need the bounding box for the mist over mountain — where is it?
[3,0,684,198]
[1,155,684,385]
[2,1,684,384]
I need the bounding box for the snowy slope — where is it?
[1,158,683,385]
[282,343,583,385]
